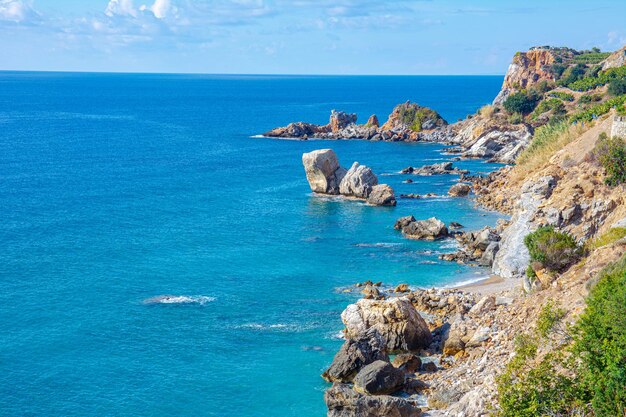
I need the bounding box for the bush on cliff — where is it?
[397,103,444,132]
[524,226,582,273]
[593,133,626,185]
[608,78,626,96]
[574,254,626,416]
[499,255,626,416]
[503,91,538,115]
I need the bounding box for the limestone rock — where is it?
[399,217,448,241]
[448,183,471,197]
[302,149,346,194]
[325,383,422,417]
[394,216,416,231]
[367,184,397,206]
[341,297,433,353]
[330,110,357,132]
[353,360,405,395]
[322,330,389,383]
[367,114,380,127]
[340,162,378,199]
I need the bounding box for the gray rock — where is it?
[322,330,389,383]
[448,183,471,197]
[340,162,379,198]
[401,217,448,240]
[479,241,500,267]
[342,297,433,353]
[466,326,491,347]
[394,216,416,230]
[367,184,397,206]
[302,149,346,194]
[354,360,405,395]
[325,383,422,417]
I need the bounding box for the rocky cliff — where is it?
[493,48,557,105]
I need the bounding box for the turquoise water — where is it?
[0,73,503,416]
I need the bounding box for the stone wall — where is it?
[611,116,626,139]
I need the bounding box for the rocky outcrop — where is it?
[367,184,397,206]
[325,383,422,417]
[439,227,501,266]
[264,103,447,142]
[322,330,389,383]
[601,45,626,70]
[395,217,448,241]
[401,162,468,176]
[340,162,379,199]
[493,48,556,105]
[492,176,556,278]
[392,354,422,373]
[341,297,433,353]
[353,360,405,395]
[302,149,346,194]
[302,149,395,205]
[448,183,471,197]
[381,101,448,132]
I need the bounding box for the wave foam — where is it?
[143,295,216,305]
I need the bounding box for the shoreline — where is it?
[454,273,519,295]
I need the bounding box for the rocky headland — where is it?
[292,45,626,416]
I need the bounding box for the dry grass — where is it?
[511,121,588,181]
[586,227,626,251]
[479,104,495,118]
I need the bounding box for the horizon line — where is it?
[0,69,506,77]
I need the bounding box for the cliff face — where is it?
[601,45,626,70]
[493,49,556,105]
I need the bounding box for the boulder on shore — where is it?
[397,217,448,240]
[367,184,397,206]
[354,360,405,395]
[339,162,379,198]
[341,297,433,353]
[322,329,389,383]
[448,183,471,197]
[325,383,422,417]
[302,149,346,194]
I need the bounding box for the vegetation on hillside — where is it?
[498,254,626,416]
[593,133,626,185]
[524,226,582,275]
[396,103,444,132]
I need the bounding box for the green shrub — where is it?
[536,300,567,339]
[548,91,574,101]
[531,98,566,119]
[524,226,582,272]
[550,63,568,79]
[567,66,626,92]
[504,92,538,115]
[572,52,611,64]
[570,94,626,123]
[608,78,626,96]
[593,133,626,185]
[497,322,589,417]
[578,93,602,104]
[574,254,626,416]
[558,64,587,86]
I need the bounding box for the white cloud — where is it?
[0,0,39,23]
[105,0,138,18]
[140,0,175,19]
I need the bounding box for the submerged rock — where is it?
[354,360,405,395]
[403,162,468,176]
[341,297,433,353]
[339,162,379,198]
[367,184,397,206]
[302,149,346,194]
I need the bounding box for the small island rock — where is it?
[367,184,397,206]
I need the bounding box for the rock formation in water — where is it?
[301,149,395,205]
[394,217,449,241]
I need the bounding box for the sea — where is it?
[0,73,504,416]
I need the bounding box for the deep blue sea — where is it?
[0,73,503,416]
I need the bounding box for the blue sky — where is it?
[1,0,625,74]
